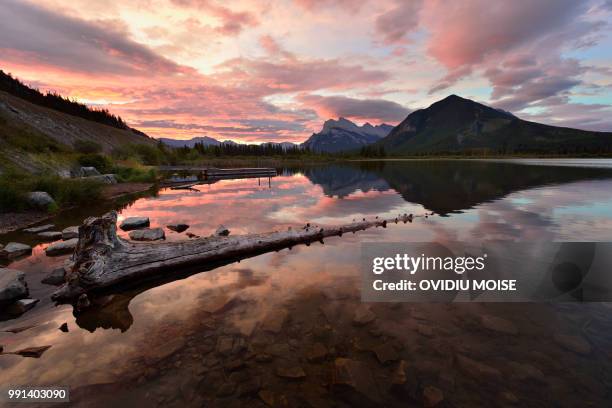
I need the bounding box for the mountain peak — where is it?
[304,118,394,153]
[377,94,611,154]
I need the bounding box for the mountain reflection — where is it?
[298,160,612,215]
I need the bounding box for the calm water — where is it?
[2,159,612,407]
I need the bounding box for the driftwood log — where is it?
[51,211,422,302]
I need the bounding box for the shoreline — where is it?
[0,182,154,234]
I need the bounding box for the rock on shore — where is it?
[26,192,55,209]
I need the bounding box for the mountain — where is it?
[158,136,221,148]
[302,117,393,153]
[378,95,612,154]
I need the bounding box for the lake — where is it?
[2,159,612,407]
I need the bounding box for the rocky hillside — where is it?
[0,90,154,174]
[378,95,612,154]
[302,118,393,153]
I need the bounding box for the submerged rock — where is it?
[276,365,306,379]
[37,231,62,241]
[143,337,186,364]
[120,217,150,231]
[371,342,399,364]
[481,315,518,335]
[129,228,165,241]
[62,226,79,240]
[7,298,39,315]
[306,342,328,362]
[332,358,381,403]
[507,361,545,382]
[553,333,591,355]
[167,223,189,233]
[0,242,32,259]
[423,385,444,407]
[214,225,230,236]
[77,294,91,311]
[262,309,288,333]
[0,268,28,304]
[259,390,290,408]
[352,305,376,325]
[23,224,55,233]
[456,354,502,380]
[41,268,66,286]
[391,360,408,385]
[27,192,55,209]
[2,324,36,334]
[13,345,52,358]
[45,238,78,256]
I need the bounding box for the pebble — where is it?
[306,343,327,362]
[275,365,306,379]
[352,305,376,325]
[372,342,399,364]
[456,354,502,380]
[423,385,444,407]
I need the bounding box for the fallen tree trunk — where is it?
[51,211,422,302]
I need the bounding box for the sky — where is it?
[1,0,612,143]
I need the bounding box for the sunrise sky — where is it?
[1,0,612,143]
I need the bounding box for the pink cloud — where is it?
[170,0,259,35]
[298,94,409,124]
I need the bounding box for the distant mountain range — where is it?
[301,118,393,153]
[158,136,232,148]
[378,95,612,154]
[158,96,612,155]
[158,136,298,150]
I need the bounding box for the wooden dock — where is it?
[158,166,277,178]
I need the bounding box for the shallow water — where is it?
[2,159,612,407]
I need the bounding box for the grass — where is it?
[113,164,158,183]
[0,171,104,213]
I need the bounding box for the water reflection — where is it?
[2,160,612,406]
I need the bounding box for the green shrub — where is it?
[73,139,103,154]
[0,177,28,212]
[113,166,157,183]
[78,153,113,173]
